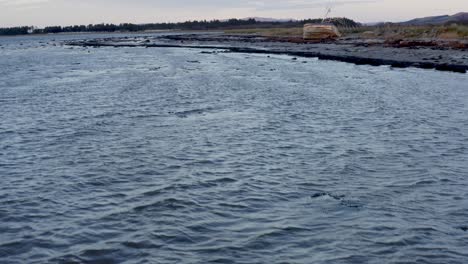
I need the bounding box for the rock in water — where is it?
[303,23,341,40]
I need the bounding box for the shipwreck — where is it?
[303,5,341,40]
[303,23,341,40]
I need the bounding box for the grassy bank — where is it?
[346,24,468,39]
[225,27,303,37]
[225,24,468,39]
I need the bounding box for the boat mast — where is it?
[322,1,332,23]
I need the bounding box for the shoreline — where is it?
[65,33,468,73]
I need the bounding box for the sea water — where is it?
[1,34,468,264]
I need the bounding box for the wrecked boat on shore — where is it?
[303,3,341,41]
[303,23,341,40]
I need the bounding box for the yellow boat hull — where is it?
[303,24,341,40]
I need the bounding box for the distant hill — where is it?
[401,12,468,25]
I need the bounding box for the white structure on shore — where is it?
[303,23,341,40]
[303,2,341,40]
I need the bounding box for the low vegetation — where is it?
[346,24,468,39]
[225,23,468,40]
[0,26,30,36]
[2,17,466,40]
[225,27,304,37]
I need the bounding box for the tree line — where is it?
[0,18,360,36]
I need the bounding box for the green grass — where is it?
[224,27,303,37]
[349,24,468,39]
[224,24,468,39]
[443,24,468,38]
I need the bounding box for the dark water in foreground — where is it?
[1,34,468,264]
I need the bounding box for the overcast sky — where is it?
[0,0,467,27]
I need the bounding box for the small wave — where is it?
[206,177,237,185]
[413,180,437,186]
[133,198,200,212]
[80,248,119,257]
[206,258,236,264]
[217,202,248,209]
[52,254,84,264]
[244,226,311,249]
[171,106,216,118]
[0,240,33,257]
[139,179,226,199]
[122,240,161,249]
[310,192,363,208]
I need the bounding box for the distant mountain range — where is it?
[401,12,468,25]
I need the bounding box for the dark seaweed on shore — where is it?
[66,34,468,73]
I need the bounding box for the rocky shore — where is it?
[66,33,468,73]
